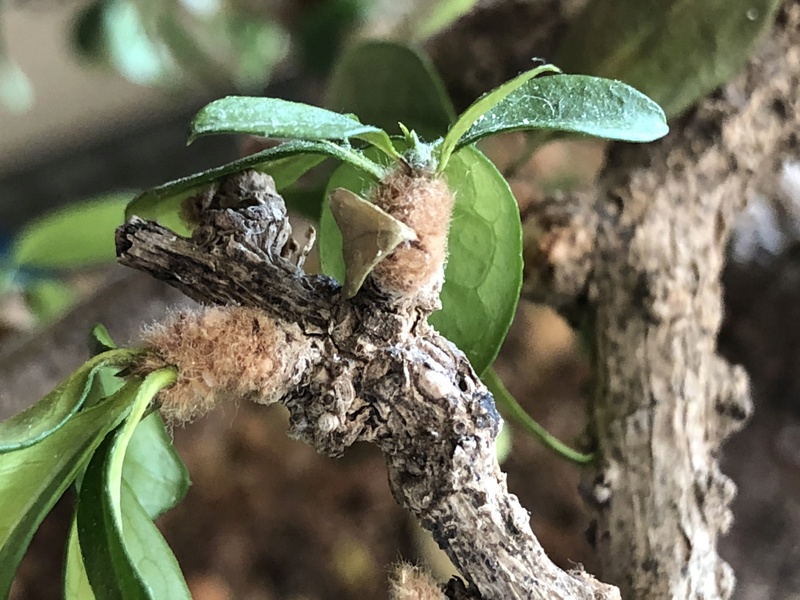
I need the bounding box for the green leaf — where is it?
[65,518,96,600]
[0,383,136,598]
[189,96,384,143]
[11,193,132,270]
[77,0,175,86]
[554,0,782,118]
[403,0,479,41]
[0,349,141,454]
[483,367,593,464]
[0,58,34,113]
[24,279,77,323]
[122,412,190,519]
[125,140,383,229]
[453,74,669,151]
[77,369,189,600]
[319,145,522,374]
[436,64,560,170]
[90,323,117,354]
[325,41,456,140]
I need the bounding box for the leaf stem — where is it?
[483,367,595,465]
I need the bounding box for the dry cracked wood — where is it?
[117,172,619,600]
[522,3,799,598]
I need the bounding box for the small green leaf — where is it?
[554,0,782,118]
[436,64,560,170]
[90,323,117,354]
[0,349,141,453]
[78,369,189,600]
[453,75,669,151]
[122,412,190,519]
[325,41,456,140]
[319,145,522,374]
[189,96,384,143]
[11,193,132,270]
[125,140,383,229]
[483,367,593,464]
[125,141,383,233]
[0,383,136,598]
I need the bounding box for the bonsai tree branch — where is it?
[117,171,619,600]
[522,4,798,598]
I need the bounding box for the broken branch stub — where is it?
[117,170,619,599]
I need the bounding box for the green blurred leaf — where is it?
[555,0,782,118]
[122,412,190,519]
[319,145,522,374]
[299,0,369,75]
[12,193,132,270]
[189,96,384,143]
[0,382,136,598]
[125,140,383,229]
[0,58,34,113]
[72,0,176,86]
[404,0,479,41]
[436,64,560,169]
[24,279,77,323]
[0,349,141,454]
[225,16,287,88]
[483,367,593,464]
[77,369,189,600]
[453,74,668,152]
[281,186,327,221]
[325,41,456,140]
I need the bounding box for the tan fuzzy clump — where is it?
[139,306,308,423]
[389,563,446,600]
[370,168,455,298]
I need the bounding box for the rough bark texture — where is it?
[117,172,619,600]
[523,4,799,598]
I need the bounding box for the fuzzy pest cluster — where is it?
[370,168,455,298]
[138,306,309,423]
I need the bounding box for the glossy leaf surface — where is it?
[125,140,383,231]
[189,96,383,143]
[0,384,135,598]
[454,74,669,151]
[436,64,559,169]
[77,369,189,600]
[0,349,140,453]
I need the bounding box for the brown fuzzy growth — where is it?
[139,306,309,423]
[370,168,455,299]
[389,564,445,600]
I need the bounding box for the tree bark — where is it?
[116,172,619,600]
[523,3,799,597]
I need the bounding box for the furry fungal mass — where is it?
[369,168,455,301]
[139,305,310,423]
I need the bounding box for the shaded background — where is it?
[1,1,798,599]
